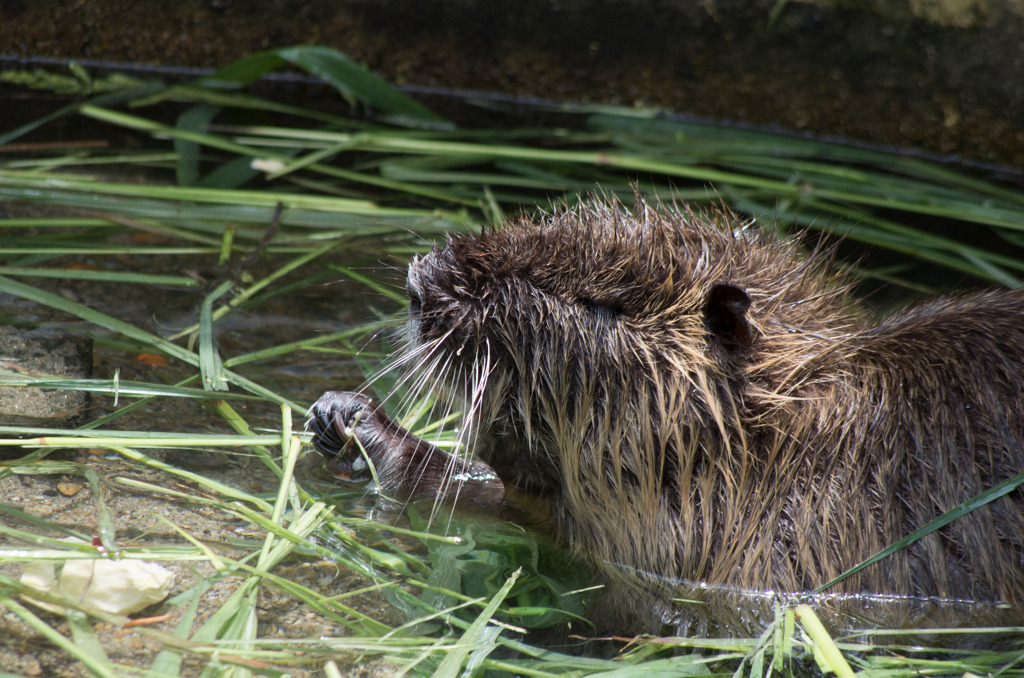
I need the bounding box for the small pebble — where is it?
[56,482,83,497]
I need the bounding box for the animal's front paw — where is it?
[307,390,503,503]
[306,391,378,481]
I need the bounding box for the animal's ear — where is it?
[704,282,752,353]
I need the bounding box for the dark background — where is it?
[2,0,1023,169]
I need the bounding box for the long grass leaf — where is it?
[434,568,521,678]
[66,610,110,667]
[199,280,232,392]
[0,81,164,146]
[0,595,118,678]
[0,274,198,364]
[816,470,1024,592]
[0,267,201,286]
[795,605,855,678]
[1,164,379,213]
[274,46,448,124]
[0,374,252,400]
[175,102,222,186]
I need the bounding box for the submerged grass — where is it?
[1,46,1023,676]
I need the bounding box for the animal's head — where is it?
[400,196,850,513]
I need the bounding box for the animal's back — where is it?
[787,290,1024,601]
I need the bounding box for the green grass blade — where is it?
[175,102,222,186]
[199,280,233,392]
[0,595,118,678]
[795,605,855,678]
[816,470,1024,592]
[196,50,288,88]
[0,267,201,286]
[0,274,198,364]
[434,567,521,678]
[274,45,448,125]
[0,80,164,146]
[66,610,110,667]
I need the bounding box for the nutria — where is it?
[309,196,1024,628]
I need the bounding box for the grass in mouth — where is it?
[1,46,1023,676]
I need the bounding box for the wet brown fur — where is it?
[395,195,1024,606]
